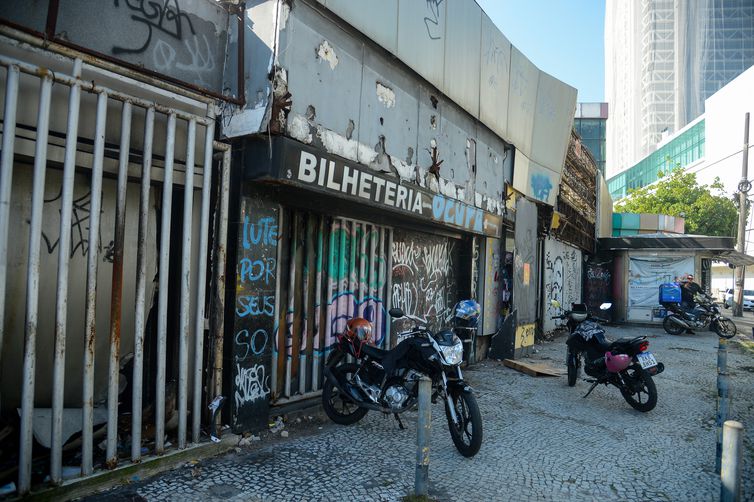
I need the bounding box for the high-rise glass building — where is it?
[574,102,609,175]
[605,0,754,178]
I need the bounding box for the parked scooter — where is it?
[551,300,664,412]
[662,292,737,338]
[322,300,483,457]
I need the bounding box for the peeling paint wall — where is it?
[235,0,511,218]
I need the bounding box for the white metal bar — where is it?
[178,118,197,449]
[284,215,297,398]
[156,113,177,455]
[131,107,155,463]
[212,142,231,426]
[192,120,215,443]
[311,218,324,392]
[72,90,107,470]
[17,74,51,491]
[49,59,83,487]
[0,65,19,394]
[0,54,214,126]
[270,209,285,399]
[299,216,311,396]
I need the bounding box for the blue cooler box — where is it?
[659,283,682,304]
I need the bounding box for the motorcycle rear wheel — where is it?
[445,389,483,458]
[322,363,369,425]
[619,366,657,412]
[567,351,579,387]
[662,316,686,336]
[712,317,737,339]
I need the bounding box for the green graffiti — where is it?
[327,224,387,290]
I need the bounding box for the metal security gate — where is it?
[0,36,230,494]
[272,213,393,403]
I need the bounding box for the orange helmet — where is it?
[345,317,373,343]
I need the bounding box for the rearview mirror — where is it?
[388,307,405,318]
[550,300,561,309]
[600,302,612,310]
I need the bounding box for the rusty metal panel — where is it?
[443,0,481,118]
[279,3,364,145]
[323,0,398,53]
[417,88,477,190]
[507,47,539,157]
[479,13,512,142]
[475,126,509,202]
[358,49,420,175]
[396,0,446,89]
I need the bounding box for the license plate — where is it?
[637,352,658,369]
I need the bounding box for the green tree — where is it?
[614,168,738,237]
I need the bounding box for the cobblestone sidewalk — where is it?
[92,325,754,501]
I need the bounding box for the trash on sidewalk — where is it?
[502,359,565,377]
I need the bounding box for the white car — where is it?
[723,288,754,310]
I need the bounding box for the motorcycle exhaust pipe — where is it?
[668,315,691,329]
[323,366,398,414]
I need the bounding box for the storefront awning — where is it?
[599,234,754,266]
[243,135,505,238]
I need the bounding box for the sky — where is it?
[475,0,605,103]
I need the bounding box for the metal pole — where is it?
[102,99,132,471]
[131,107,155,463]
[50,60,85,486]
[0,65,19,387]
[733,112,750,317]
[18,74,51,488]
[212,143,230,431]
[720,420,744,502]
[178,118,197,450]
[415,376,431,497]
[193,119,216,444]
[156,113,177,455]
[716,337,730,474]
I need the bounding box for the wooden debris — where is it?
[502,359,565,377]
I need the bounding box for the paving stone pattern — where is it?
[96,326,754,501]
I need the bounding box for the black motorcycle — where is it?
[322,307,483,457]
[662,292,737,338]
[552,300,665,412]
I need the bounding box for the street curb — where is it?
[21,434,240,502]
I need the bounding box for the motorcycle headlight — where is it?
[439,341,464,366]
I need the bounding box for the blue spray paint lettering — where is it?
[243,215,278,249]
[240,257,277,285]
[236,294,275,317]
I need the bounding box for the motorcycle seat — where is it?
[605,336,645,352]
[361,343,388,360]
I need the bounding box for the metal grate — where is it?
[0,37,230,494]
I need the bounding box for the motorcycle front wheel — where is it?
[619,366,657,412]
[322,363,369,425]
[662,316,686,336]
[445,389,483,457]
[712,317,737,339]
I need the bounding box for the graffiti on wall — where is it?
[584,260,612,313]
[325,221,389,350]
[231,199,278,431]
[391,230,458,336]
[423,0,444,40]
[543,238,582,333]
[515,323,535,350]
[47,0,229,93]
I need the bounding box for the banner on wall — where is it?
[628,255,694,321]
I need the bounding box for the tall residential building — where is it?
[605,0,754,177]
[574,102,609,175]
